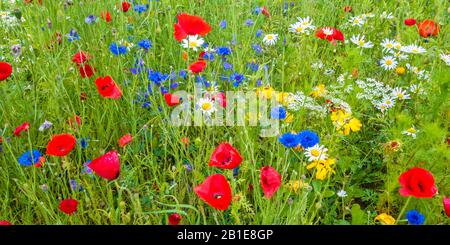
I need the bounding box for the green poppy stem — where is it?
[395,196,412,224]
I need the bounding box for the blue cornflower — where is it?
[138,39,152,50]
[179,70,187,79]
[271,106,287,120]
[18,150,42,166]
[219,20,227,29]
[202,52,215,61]
[230,72,246,87]
[82,161,93,175]
[297,130,320,148]
[278,133,300,148]
[233,167,239,178]
[406,210,425,225]
[223,62,233,70]
[160,86,168,94]
[256,79,262,87]
[134,4,148,13]
[109,42,127,55]
[256,29,263,37]
[245,19,254,26]
[247,61,259,72]
[217,46,231,56]
[67,29,80,42]
[253,7,261,15]
[79,138,89,149]
[170,82,179,89]
[148,70,168,85]
[252,44,262,54]
[85,15,96,25]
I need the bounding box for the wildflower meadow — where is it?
[0,0,449,226]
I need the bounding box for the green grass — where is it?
[0,0,449,224]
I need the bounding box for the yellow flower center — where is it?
[386,59,393,65]
[296,26,303,32]
[386,43,393,48]
[407,128,416,133]
[397,93,404,99]
[311,149,320,157]
[266,35,273,40]
[358,40,365,46]
[189,40,198,48]
[201,103,212,110]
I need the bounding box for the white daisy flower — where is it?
[409,84,424,95]
[380,11,394,19]
[304,144,328,162]
[349,16,365,27]
[401,45,426,54]
[406,64,420,74]
[402,126,419,139]
[380,56,397,70]
[263,34,279,46]
[350,34,374,48]
[181,35,205,51]
[196,98,216,116]
[392,51,409,60]
[380,38,398,52]
[337,190,348,197]
[322,27,334,36]
[439,53,450,66]
[391,87,410,100]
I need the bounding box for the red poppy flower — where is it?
[173,13,211,42]
[72,51,89,65]
[100,11,112,22]
[208,143,243,169]
[213,92,227,107]
[261,6,271,17]
[88,150,120,180]
[79,64,96,78]
[168,213,182,225]
[316,27,344,44]
[404,18,416,26]
[13,122,30,137]
[398,167,437,198]
[118,133,133,147]
[189,60,207,74]
[0,220,12,225]
[0,62,13,81]
[194,174,232,210]
[68,115,82,128]
[59,199,78,215]
[121,1,131,12]
[181,137,189,145]
[164,93,181,107]
[418,20,440,38]
[95,76,122,99]
[443,196,450,218]
[46,133,76,157]
[260,166,281,199]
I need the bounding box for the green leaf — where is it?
[323,190,335,198]
[351,204,366,225]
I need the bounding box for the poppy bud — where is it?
[343,6,352,12]
[404,18,417,26]
[168,213,182,225]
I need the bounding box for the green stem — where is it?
[395,196,412,224]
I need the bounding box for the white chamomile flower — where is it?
[403,126,419,139]
[322,27,334,36]
[380,11,394,19]
[337,190,348,197]
[349,16,365,27]
[382,96,396,108]
[380,56,397,70]
[409,84,424,95]
[392,51,409,60]
[263,34,279,46]
[289,17,315,35]
[196,98,216,116]
[401,45,426,54]
[304,144,328,162]
[181,35,205,51]
[393,42,402,51]
[439,53,450,66]
[391,87,410,100]
[380,39,398,52]
[203,46,216,53]
[350,35,374,48]
[406,64,420,74]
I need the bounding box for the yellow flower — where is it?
[256,86,275,99]
[310,84,327,98]
[343,118,362,135]
[285,112,294,123]
[395,67,406,75]
[375,213,396,225]
[307,158,336,180]
[276,92,292,105]
[286,180,308,192]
